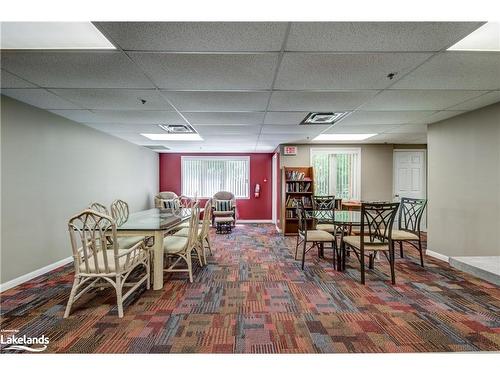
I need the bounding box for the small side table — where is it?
[215,217,234,234]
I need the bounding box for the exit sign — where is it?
[283,146,297,155]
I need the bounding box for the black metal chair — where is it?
[312,195,336,234]
[295,200,336,270]
[393,197,428,267]
[342,202,400,284]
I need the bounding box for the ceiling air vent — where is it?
[144,145,170,151]
[158,124,196,134]
[300,112,350,125]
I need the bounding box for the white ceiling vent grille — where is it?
[300,112,350,125]
[158,124,196,134]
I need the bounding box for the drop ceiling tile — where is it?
[339,110,435,125]
[384,124,427,133]
[259,134,309,143]
[268,91,376,111]
[130,53,279,89]
[360,90,486,110]
[96,22,288,51]
[423,111,466,123]
[261,125,329,134]
[196,125,261,136]
[1,52,153,88]
[392,52,500,90]
[328,124,399,133]
[1,89,82,109]
[51,89,173,110]
[88,110,187,124]
[264,111,309,125]
[1,70,36,88]
[49,109,97,123]
[448,91,500,111]
[183,112,264,125]
[275,53,432,90]
[84,123,161,133]
[363,133,420,143]
[286,22,483,52]
[161,91,270,111]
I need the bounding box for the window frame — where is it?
[310,147,362,200]
[181,155,251,199]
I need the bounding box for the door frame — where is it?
[272,153,278,225]
[393,149,428,229]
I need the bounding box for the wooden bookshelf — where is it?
[281,166,315,235]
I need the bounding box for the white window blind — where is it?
[311,148,361,200]
[181,156,250,199]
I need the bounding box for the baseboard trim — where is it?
[0,256,73,293]
[236,220,273,224]
[425,249,449,263]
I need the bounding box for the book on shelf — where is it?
[285,196,312,208]
[285,170,306,181]
[285,182,312,193]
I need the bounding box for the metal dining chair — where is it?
[342,202,400,284]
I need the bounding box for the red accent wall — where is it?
[159,153,273,220]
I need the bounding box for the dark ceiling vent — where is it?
[144,145,170,151]
[300,112,350,125]
[158,124,196,134]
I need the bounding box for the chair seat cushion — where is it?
[213,210,234,216]
[117,236,145,249]
[391,229,419,241]
[214,216,234,223]
[316,223,336,233]
[163,236,188,254]
[79,248,140,273]
[343,236,390,251]
[173,227,202,237]
[302,230,335,242]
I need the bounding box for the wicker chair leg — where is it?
[64,277,80,318]
[115,275,124,318]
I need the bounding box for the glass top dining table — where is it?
[307,209,361,225]
[116,207,203,291]
[117,207,201,231]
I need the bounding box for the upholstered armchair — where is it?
[211,191,236,227]
[154,191,180,209]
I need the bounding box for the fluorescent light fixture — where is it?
[0,22,115,49]
[448,22,500,51]
[312,134,377,141]
[141,133,203,141]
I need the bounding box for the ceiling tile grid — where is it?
[1,22,499,152]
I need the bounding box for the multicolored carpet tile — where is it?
[1,224,499,353]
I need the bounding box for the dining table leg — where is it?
[152,230,164,290]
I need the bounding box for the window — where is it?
[311,148,361,200]
[181,156,250,199]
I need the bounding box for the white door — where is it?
[393,150,427,228]
[272,154,278,225]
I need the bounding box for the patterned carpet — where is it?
[1,224,499,353]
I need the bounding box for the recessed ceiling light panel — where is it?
[301,112,350,125]
[158,124,196,134]
[141,133,203,141]
[312,133,377,141]
[448,22,500,51]
[0,22,115,50]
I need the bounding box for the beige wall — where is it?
[1,96,159,284]
[427,102,500,257]
[280,144,419,202]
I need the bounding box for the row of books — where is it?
[285,196,312,208]
[285,170,306,180]
[285,182,311,192]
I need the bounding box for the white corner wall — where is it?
[427,102,500,257]
[1,96,159,284]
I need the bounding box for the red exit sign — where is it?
[283,146,297,155]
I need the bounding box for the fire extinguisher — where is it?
[254,183,261,198]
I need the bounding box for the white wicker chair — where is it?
[65,209,150,318]
[163,202,200,282]
[173,199,213,265]
[110,199,146,249]
[155,191,179,209]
